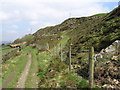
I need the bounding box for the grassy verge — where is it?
[0,46,10,50]
[8,54,28,88]
[0,48,16,53]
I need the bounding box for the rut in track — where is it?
[16,54,31,88]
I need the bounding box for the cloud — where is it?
[1,0,119,3]
[2,30,19,41]
[0,0,118,41]
[10,25,19,29]
[8,30,18,34]
[29,21,39,26]
[0,11,11,21]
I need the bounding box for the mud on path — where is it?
[16,54,32,88]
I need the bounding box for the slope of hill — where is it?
[6,6,120,88]
[14,6,120,52]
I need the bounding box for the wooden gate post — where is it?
[89,46,95,88]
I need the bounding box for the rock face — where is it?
[94,40,120,88]
[95,60,120,88]
[104,40,120,55]
[95,40,120,61]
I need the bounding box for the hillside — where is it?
[14,6,120,51]
[2,6,120,88]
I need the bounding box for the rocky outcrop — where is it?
[95,40,120,61]
[95,60,120,88]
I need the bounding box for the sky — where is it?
[0,0,119,42]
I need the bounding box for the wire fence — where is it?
[30,42,120,88]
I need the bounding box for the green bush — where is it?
[78,79,88,88]
[68,75,79,83]
[37,71,46,78]
[51,59,67,72]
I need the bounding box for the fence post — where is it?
[69,45,72,71]
[89,46,95,88]
[46,43,51,56]
[56,45,59,56]
[60,44,63,61]
[55,45,57,56]
[56,44,59,56]
[54,45,56,56]
[47,43,50,50]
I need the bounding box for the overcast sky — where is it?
[0,0,119,42]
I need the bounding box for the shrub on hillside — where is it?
[77,78,88,88]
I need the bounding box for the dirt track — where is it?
[16,54,31,88]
